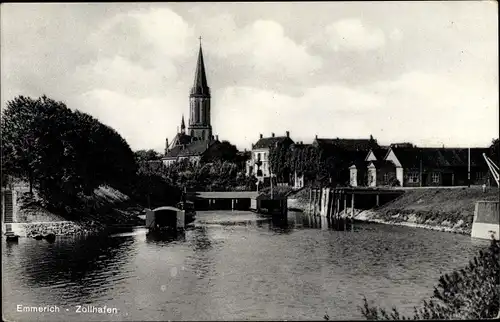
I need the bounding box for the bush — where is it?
[357,238,499,320]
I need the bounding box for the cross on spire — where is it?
[198,36,202,46]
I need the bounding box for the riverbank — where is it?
[288,187,499,235]
[5,182,144,237]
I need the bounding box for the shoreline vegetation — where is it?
[356,238,499,320]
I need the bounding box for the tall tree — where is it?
[1,95,137,212]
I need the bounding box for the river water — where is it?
[2,211,489,321]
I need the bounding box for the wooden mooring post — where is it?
[351,193,355,232]
[342,191,347,230]
[312,189,317,216]
[328,189,334,220]
[308,188,312,215]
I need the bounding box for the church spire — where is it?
[191,38,210,96]
[181,115,186,133]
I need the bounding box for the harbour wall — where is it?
[471,201,500,240]
[8,221,88,238]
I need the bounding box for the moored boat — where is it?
[145,206,186,234]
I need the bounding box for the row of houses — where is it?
[245,132,492,188]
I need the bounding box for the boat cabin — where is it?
[145,206,185,232]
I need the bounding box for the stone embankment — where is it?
[353,209,470,235]
[5,182,141,238]
[11,221,99,238]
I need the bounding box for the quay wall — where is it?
[8,221,89,238]
[471,201,500,240]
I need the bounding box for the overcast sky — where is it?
[1,2,498,152]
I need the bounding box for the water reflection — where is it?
[145,230,186,244]
[2,210,491,321]
[269,216,293,234]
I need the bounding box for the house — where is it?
[360,146,491,187]
[245,131,294,183]
[350,147,392,187]
[294,135,378,188]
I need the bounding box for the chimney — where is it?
[216,135,219,141]
[272,132,275,137]
[259,133,263,139]
[315,134,318,139]
[286,131,290,138]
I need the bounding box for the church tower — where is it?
[188,41,212,141]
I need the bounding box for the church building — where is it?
[162,42,222,167]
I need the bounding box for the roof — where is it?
[389,147,489,169]
[313,138,377,151]
[171,132,196,147]
[344,150,372,167]
[252,136,294,150]
[367,160,396,168]
[194,191,260,199]
[369,148,388,160]
[164,139,219,158]
[291,142,311,150]
[152,206,181,213]
[190,45,210,96]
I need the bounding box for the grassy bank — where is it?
[369,187,499,234]
[14,183,143,231]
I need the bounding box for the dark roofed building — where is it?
[252,132,294,150]
[365,148,389,162]
[163,138,221,166]
[382,146,490,187]
[312,135,379,151]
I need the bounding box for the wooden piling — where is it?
[308,188,312,215]
[343,192,347,231]
[351,193,355,232]
[312,189,316,216]
[328,189,334,219]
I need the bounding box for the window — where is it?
[257,153,261,161]
[408,172,420,183]
[383,173,390,184]
[476,172,483,181]
[432,172,440,184]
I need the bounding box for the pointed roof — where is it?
[181,115,186,131]
[190,44,210,96]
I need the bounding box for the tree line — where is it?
[268,140,379,187]
[136,153,257,194]
[0,95,178,218]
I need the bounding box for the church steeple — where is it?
[181,115,186,133]
[188,38,212,141]
[190,40,210,97]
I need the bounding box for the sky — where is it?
[1,2,498,152]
